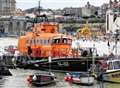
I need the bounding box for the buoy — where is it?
[27,75,32,84]
[68,76,72,80]
[32,75,37,81]
[64,76,69,81]
[68,76,73,83]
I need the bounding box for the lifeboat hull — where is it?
[16,57,99,72]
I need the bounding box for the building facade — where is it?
[0,16,30,36]
[0,0,16,16]
[81,2,97,17]
[106,9,120,33]
[63,7,82,17]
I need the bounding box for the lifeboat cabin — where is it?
[18,22,72,60]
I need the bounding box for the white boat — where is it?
[64,72,95,85]
[98,58,120,83]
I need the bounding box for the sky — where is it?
[16,0,110,10]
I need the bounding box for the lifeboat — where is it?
[17,17,101,71]
[18,22,72,59]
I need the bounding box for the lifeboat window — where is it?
[27,40,30,44]
[36,39,39,44]
[51,29,55,33]
[62,38,67,43]
[38,39,40,44]
[53,39,55,43]
[34,39,36,44]
[56,39,59,43]
[46,39,49,44]
[41,39,49,45]
[42,29,45,31]
[44,40,46,44]
[48,39,50,44]
[53,39,60,44]
[40,40,42,44]
[31,39,34,44]
[30,40,32,44]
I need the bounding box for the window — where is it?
[31,39,35,44]
[45,40,48,45]
[34,39,36,44]
[41,29,45,31]
[56,39,59,43]
[63,38,67,43]
[114,61,120,69]
[108,62,113,70]
[36,39,39,44]
[29,40,31,44]
[44,40,46,44]
[27,40,30,44]
[31,39,33,44]
[53,39,60,44]
[40,40,43,44]
[38,39,41,44]
[68,39,72,44]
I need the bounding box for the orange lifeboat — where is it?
[18,22,72,59]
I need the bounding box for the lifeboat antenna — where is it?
[38,0,41,16]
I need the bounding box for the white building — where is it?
[82,7,93,17]
[82,2,97,17]
[106,9,120,33]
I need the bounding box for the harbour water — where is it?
[0,37,120,88]
[0,69,120,88]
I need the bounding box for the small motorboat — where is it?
[0,58,12,76]
[0,66,12,76]
[64,72,94,85]
[27,72,56,86]
[97,58,120,83]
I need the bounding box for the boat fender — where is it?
[64,76,69,81]
[50,72,55,77]
[68,76,73,83]
[27,75,32,83]
[32,75,37,81]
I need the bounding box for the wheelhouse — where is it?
[52,36,72,45]
[107,59,120,72]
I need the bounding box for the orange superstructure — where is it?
[18,22,72,58]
